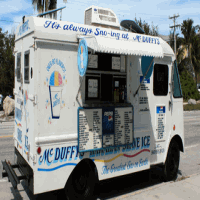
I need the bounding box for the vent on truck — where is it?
[99,15,116,23]
[98,9,115,17]
[84,5,120,29]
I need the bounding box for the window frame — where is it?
[153,64,169,96]
[173,61,183,98]
[24,50,30,84]
[17,53,21,82]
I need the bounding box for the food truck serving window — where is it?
[78,52,131,153]
[85,52,126,104]
[17,53,21,82]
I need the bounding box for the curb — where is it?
[113,172,200,200]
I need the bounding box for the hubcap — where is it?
[76,174,87,191]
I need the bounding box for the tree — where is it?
[181,19,200,84]
[191,35,200,84]
[169,30,185,68]
[181,19,196,59]
[134,17,159,36]
[180,70,200,100]
[32,0,57,18]
[0,29,15,97]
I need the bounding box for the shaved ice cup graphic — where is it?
[49,71,63,119]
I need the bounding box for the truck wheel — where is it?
[163,140,180,181]
[65,162,97,200]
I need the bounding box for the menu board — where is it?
[124,109,133,144]
[79,109,102,151]
[112,57,120,70]
[78,106,133,152]
[88,79,98,97]
[88,54,98,69]
[156,106,166,140]
[139,76,150,113]
[103,134,114,147]
[115,107,133,145]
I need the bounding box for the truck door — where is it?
[153,62,171,143]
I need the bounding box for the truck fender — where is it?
[164,134,184,164]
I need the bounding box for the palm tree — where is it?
[180,18,200,82]
[191,35,200,84]
[181,19,196,59]
[32,0,57,18]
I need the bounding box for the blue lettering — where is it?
[69,146,76,161]
[73,26,78,32]
[102,166,109,175]
[52,58,55,65]
[53,98,60,107]
[39,149,52,166]
[94,28,100,36]
[122,33,129,40]
[69,24,73,30]
[136,137,140,149]
[51,22,61,29]
[59,147,66,162]
[53,148,60,163]
[139,158,148,167]
[63,25,69,30]
[75,146,78,160]
[44,21,52,28]
[64,146,71,161]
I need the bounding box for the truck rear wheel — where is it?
[163,140,180,181]
[65,161,97,200]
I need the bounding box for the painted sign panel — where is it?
[46,58,66,122]
[115,107,133,145]
[15,107,22,121]
[78,106,133,152]
[156,106,166,140]
[77,39,88,76]
[79,109,102,151]
[102,108,114,135]
[139,76,150,113]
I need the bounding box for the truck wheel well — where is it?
[69,158,99,182]
[171,135,184,153]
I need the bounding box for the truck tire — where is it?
[65,162,97,200]
[163,140,180,181]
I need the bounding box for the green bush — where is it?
[179,70,200,100]
[184,104,200,111]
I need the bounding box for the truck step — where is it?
[1,160,26,189]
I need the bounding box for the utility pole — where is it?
[169,14,180,60]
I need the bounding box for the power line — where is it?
[0,20,20,24]
[169,14,181,60]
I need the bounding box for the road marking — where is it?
[0,135,13,138]
[190,122,200,125]
[185,144,199,149]
[0,179,8,182]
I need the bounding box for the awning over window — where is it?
[77,35,174,59]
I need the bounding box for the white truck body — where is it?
[10,13,184,195]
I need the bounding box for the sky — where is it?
[0,0,200,37]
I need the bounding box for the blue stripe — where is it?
[38,163,77,172]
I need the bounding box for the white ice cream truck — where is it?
[2,6,184,199]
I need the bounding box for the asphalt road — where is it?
[0,110,200,199]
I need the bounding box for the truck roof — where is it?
[15,16,175,60]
